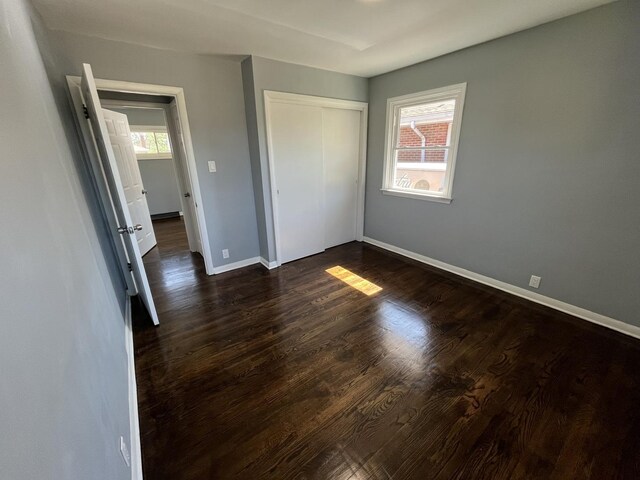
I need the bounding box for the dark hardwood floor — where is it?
[134,217,640,479]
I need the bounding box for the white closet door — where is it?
[270,102,325,263]
[322,108,361,249]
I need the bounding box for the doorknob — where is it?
[184,192,191,198]
[117,224,143,235]
[142,189,148,195]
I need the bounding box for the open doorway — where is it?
[67,74,214,275]
[66,67,215,327]
[99,95,194,263]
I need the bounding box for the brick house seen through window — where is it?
[395,100,454,193]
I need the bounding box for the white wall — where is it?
[0,0,131,478]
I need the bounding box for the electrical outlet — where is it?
[222,249,229,259]
[208,161,217,173]
[529,275,541,289]
[120,436,131,468]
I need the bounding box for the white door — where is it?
[167,99,202,254]
[102,109,157,256]
[270,102,325,263]
[322,108,361,249]
[81,64,159,325]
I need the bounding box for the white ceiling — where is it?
[33,0,614,77]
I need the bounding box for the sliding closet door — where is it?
[322,108,361,249]
[270,102,325,263]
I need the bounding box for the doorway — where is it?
[66,67,216,329]
[99,96,192,262]
[67,74,214,277]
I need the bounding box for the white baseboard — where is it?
[124,297,143,480]
[260,257,278,270]
[212,256,261,274]
[211,256,279,274]
[363,236,640,340]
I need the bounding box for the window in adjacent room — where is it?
[130,126,172,159]
[382,83,466,203]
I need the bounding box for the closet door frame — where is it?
[264,90,368,267]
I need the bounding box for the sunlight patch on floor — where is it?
[326,266,382,295]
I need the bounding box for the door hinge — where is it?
[83,105,90,119]
[127,262,133,272]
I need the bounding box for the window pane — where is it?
[155,132,172,153]
[384,84,466,199]
[131,132,158,154]
[396,99,455,149]
[394,148,449,193]
[396,147,449,164]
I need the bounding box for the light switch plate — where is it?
[208,161,217,173]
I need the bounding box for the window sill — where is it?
[136,155,173,161]
[381,188,452,204]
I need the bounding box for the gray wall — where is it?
[110,106,166,126]
[0,0,131,478]
[242,56,369,260]
[110,107,183,215]
[139,160,183,215]
[49,31,260,266]
[365,0,640,326]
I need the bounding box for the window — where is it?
[130,126,172,159]
[382,83,466,203]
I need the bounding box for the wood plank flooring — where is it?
[133,217,640,479]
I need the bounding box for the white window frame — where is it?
[130,124,173,160]
[382,83,467,203]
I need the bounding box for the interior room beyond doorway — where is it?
[98,92,206,284]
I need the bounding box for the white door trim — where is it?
[66,76,215,275]
[263,90,368,267]
[124,297,143,480]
